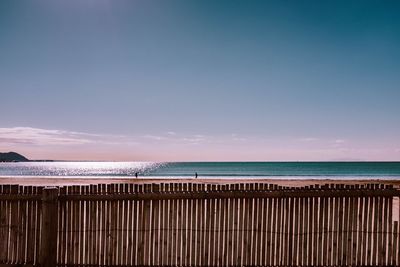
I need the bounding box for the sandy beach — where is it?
[1,176,399,187]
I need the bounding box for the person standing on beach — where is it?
[135,172,138,178]
[195,172,198,178]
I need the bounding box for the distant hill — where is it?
[0,152,29,162]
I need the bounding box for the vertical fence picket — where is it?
[0,185,5,263]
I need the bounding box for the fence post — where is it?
[40,187,59,267]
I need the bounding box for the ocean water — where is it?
[0,162,400,179]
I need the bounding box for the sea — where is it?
[0,162,400,179]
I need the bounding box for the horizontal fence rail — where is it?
[0,182,400,267]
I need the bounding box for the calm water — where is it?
[0,162,400,179]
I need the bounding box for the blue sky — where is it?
[0,0,399,161]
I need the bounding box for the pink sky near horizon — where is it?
[1,127,399,162]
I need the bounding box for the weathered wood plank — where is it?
[394,221,398,266]
[40,188,58,267]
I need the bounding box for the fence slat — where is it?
[394,221,399,266]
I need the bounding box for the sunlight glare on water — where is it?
[0,162,163,177]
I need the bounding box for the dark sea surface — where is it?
[0,162,400,179]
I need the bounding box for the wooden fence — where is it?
[0,182,400,267]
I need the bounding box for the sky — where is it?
[0,0,399,161]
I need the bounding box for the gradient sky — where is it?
[1,0,399,161]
